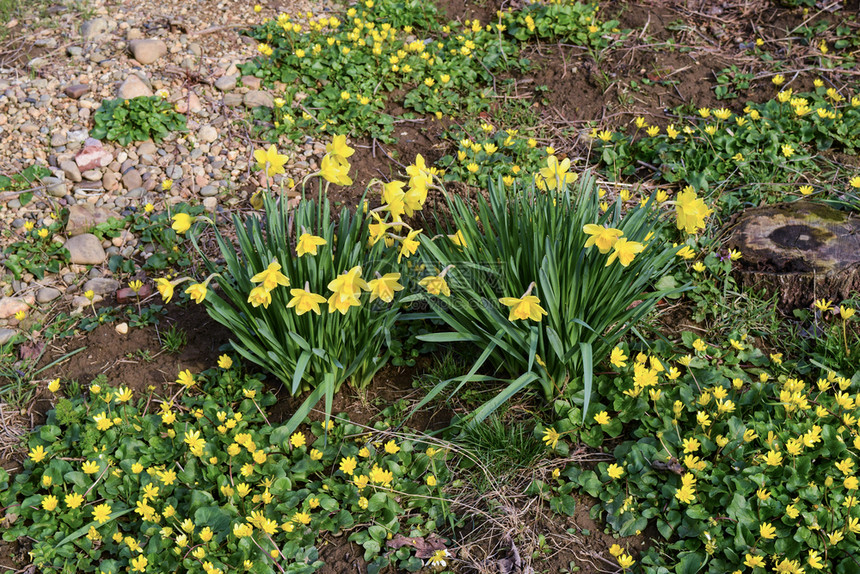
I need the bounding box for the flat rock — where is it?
[51,132,67,147]
[117,75,153,99]
[37,287,62,304]
[224,93,243,107]
[243,90,274,108]
[66,204,121,236]
[214,75,237,92]
[65,233,106,265]
[198,125,218,143]
[81,17,108,40]
[60,160,82,182]
[82,277,120,295]
[0,296,35,320]
[129,39,167,65]
[64,83,91,99]
[44,177,67,198]
[241,75,262,90]
[0,328,17,345]
[122,168,143,190]
[75,140,113,171]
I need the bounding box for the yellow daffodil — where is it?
[675,187,713,234]
[287,289,327,315]
[367,273,404,303]
[251,259,290,291]
[583,224,623,254]
[296,233,327,257]
[606,238,645,267]
[498,293,547,322]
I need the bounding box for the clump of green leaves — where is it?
[1,363,455,574]
[91,97,187,145]
[413,171,681,423]
[544,333,860,573]
[0,164,51,206]
[192,191,405,436]
[505,0,620,49]
[2,219,69,280]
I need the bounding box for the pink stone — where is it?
[75,140,113,171]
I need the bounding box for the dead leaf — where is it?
[19,341,44,361]
[386,533,447,559]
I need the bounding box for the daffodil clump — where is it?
[593,87,860,214]
[411,170,681,421]
[1,363,454,574]
[172,146,425,437]
[242,0,618,142]
[544,332,860,573]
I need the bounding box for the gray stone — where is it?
[51,132,67,147]
[243,90,274,108]
[117,75,152,99]
[0,328,17,346]
[188,42,202,57]
[60,160,82,182]
[66,204,121,236]
[203,197,217,211]
[68,130,89,143]
[199,185,218,197]
[214,75,237,92]
[82,169,103,181]
[82,277,120,295]
[103,170,120,190]
[129,39,167,65]
[67,46,84,57]
[198,125,217,143]
[223,93,243,107]
[66,234,106,265]
[122,168,142,190]
[138,141,157,155]
[44,177,67,198]
[81,17,109,40]
[62,273,77,284]
[37,287,62,304]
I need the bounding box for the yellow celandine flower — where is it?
[594,411,611,425]
[698,107,711,118]
[217,354,232,369]
[782,144,795,158]
[176,369,195,388]
[808,550,824,570]
[41,494,58,511]
[764,450,783,467]
[48,378,60,393]
[759,522,776,540]
[829,530,844,545]
[287,289,327,315]
[543,427,560,449]
[582,224,624,254]
[850,175,860,189]
[841,306,856,320]
[646,125,659,137]
[92,502,112,524]
[367,273,404,303]
[610,347,628,368]
[606,238,645,267]
[171,213,193,234]
[607,463,624,479]
[384,440,400,454]
[290,432,306,448]
[617,553,635,569]
[131,555,148,572]
[814,298,833,312]
[675,187,713,234]
[369,464,394,486]
[296,233,327,257]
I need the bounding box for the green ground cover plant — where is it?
[91,97,187,146]
[240,0,618,143]
[1,362,455,574]
[593,86,860,215]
